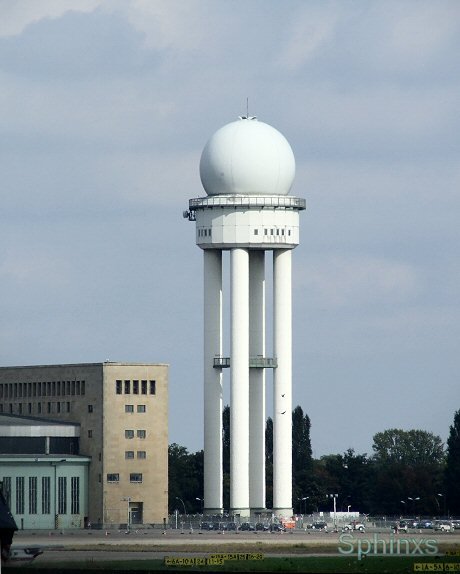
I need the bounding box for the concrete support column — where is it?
[203,249,223,513]
[273,249,293,516]
[230,248,250,516]
[249,250,266,512]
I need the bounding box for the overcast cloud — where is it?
[1,0,459,458]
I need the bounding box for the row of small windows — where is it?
[125,429,146,439]
[0,402,71,415]
[125,451,146,459]
[254,228,291,237]
[197,228,293,239]
[107,473,143,483]
[125,405,146,413]
[1,475,80,516]
[116,380,156,395]
[0,380,85,400]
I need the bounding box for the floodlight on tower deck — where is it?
[184,116,306,519]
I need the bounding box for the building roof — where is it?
[0,361,168,371]
[0,414,80,437]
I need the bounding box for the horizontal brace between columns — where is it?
[213,357,277,369]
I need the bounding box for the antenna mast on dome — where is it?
[239,97,256,120]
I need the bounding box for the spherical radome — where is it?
[199,118,296,196]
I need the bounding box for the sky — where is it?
[1,0,459,459]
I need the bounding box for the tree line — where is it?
[168,407,460,518]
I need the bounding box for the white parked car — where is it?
[433,521,453,532]
[342,521,365,532]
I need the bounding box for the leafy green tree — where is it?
[372,429,444,466]
[265,416,273,510]
[292,406,313,510]
[370,429,445,515]
[168,443,203,514]
[445,409,460,515]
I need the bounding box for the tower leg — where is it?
[230,248,250,517]
[273,249,293,517]
[203,250,223,514]
[249,250,266,513]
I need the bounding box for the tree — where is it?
[168,443,203,514]
[371,429,445,515]
[445,409,460,515]
[222,405,231,510]
[292,406,313,510]
[372,429,444,466]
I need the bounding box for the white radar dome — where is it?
[199,117,295,196]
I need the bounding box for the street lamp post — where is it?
[175,496,187,517]
[196,497,204,514]
[327,494,338,531]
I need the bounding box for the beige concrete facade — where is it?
[0,362,168,526]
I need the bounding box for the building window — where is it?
[66,402,70,413]
[125,430,134,439]
[71,477,80,514]
[288,229,291,236]
[125,405,134,413]
[107,473,119,483]
[141,380,147,395]
[125,451,134,459]
[124,380,130,394]
[88,430,93,438]
[137,430,146,439]
[16,477,25,514]
[81,380,85,395]
[254,229,259,235]
[149,380,156,395]
[42,477,50,514]
[29,477,37,514]
[88,405,93,413]
[57,402,61,414]
[137,451,146,459]
[58,477,67,514]
[116,380,122,394]
[133,380,139,394]
[37,403,42,414]
[130,473,142,483]
[47,402,51,414]
[18,403,23,414]
[137,405,146,413]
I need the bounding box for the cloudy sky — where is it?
[1,0,459,458]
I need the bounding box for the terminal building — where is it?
[0,362,168,529]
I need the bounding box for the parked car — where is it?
[342,521,365,533]
[239,522,255,531]
[269,523,286,532]
[309,521,328,531]
[226,522,237,531]
[451,520,460,530]
[433,521,453,532]
[200,522,214,531]
[417,519,433,529]
[255,522,269,531]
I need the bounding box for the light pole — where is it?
[407,496,420,516]
[176,496,187,517]
[436,494,445,517]
[196,497,204,514]
[327,494,338,530]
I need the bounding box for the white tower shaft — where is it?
[230,248,250,515]
[273,249,293,514]
[203,250,223,513]
[249,251,266,511]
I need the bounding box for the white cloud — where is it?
[0,0,101,38]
